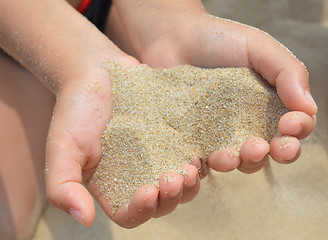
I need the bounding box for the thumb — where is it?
[45,99,97,226]
[44,54,141,226]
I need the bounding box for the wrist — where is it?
[56,52,140,104]
[112,0,207,62]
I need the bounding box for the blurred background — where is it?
[33,0,328,239]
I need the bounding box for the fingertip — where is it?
[130,184,158,212]
[304,90,318,115]
[270,136,301,164]
[47,182,95,226]
[190,156,209,179]
[112,184,158,228]
[275,66,317,116]
[278,111,316,139]
[180,165,200,204]
[181,164,199,188]
[69,208,93,226]
[159,172,184,198]
[142,184,159,210]
[240,137,270,162]
[208,148,241,172]
[153,172,184,218]
[238,137,269,174]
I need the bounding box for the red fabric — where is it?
[77,0,93,14]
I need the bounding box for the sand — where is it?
[89,62,287,212]
[32,0,328,239]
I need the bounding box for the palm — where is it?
[137,13,315,173]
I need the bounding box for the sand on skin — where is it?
[32,0,328,239]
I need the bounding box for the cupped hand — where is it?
[113,4,317,174]
[45,50,201,228]
[46,2,317,228]
[185,14,317,174]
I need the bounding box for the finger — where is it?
[278,111,316,139]
[191,17,317,115]
[46,137,95,226]
[190,156,210,179]
[179,165,200,204]
[237,137,270,174]
[269,136,301,164]
[153,172,184,218]
[109,184,158,228]
[207,148,241,172]
[246,27,317,116]
[45,93,104,226]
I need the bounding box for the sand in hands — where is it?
[90,61,288,213]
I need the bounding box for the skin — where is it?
[0,0,317,238]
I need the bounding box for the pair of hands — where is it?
[45,1,317,228]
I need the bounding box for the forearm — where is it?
[0,0,114,92]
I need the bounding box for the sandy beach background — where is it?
[32,0,328,239]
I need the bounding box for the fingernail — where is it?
[294,124,302,135]
[69,208,84,225]
[188,176,197,187]
[144,194,157,209]
[191,156,202,170]
[169,185,182,198]
[304,90,318,112]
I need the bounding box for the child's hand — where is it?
[112,0,317,174]
[1,0,316,231]
[0,0,202,228]
[45,52,201,228]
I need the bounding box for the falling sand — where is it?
[90,61,288,212]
